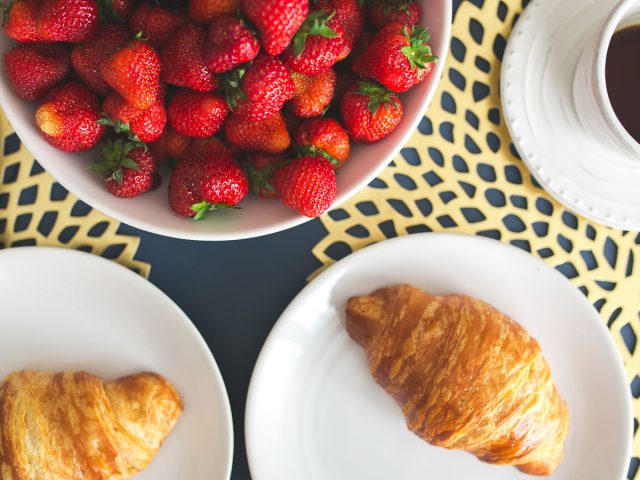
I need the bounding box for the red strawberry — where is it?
[169,144,247,219]
[352,22,436,93]
[244,153,285,198]
[222,55,294,121]
[167,89,229,138]
[273,155,336,217]
[294,117,349,168]
[314,0,363,45]
[224,112,290,153]
[35,82,105,151]
[288,69,335,118]
[341,79,403,142]
[3,44,70,101]
[129,3,187,48]
[205,14,260,74]
[2,0,40,42]
[189,0,238,23]
[101,92,166,143]
[282,9,348,75]
[100,36,161,110]
[188,136,230,159]
[150,127,192,163]
[92,138,158,197]
[161,22,217,92]
[240,0,308,56]
[101,0,138,21]
[36,0,100,43]
[71,22,130,95]
[192,152,248,219]
[367,0,421,30]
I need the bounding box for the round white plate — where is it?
[0,247,233,480]
[0,0,450,241]
[501,0,640,230]
[246,233,632,480]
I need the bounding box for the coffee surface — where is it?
[606,26,640,144]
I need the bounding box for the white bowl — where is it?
[0,2,451,241]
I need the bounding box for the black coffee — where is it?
[605,26,640,143]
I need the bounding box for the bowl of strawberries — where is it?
[0,0,451,240]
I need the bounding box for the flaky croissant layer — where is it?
[0,370,182,480]
[346,285,569,476]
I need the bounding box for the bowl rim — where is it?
[0,4,452,241]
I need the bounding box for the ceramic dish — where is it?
[502,0,640,230]
[0,0,451,240]
[0,247,234,480]
[246,233,632,480]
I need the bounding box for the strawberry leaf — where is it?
[356,80,399,115]
[293,9,338,58]
[401,26,438,72]
[220,66,248,110]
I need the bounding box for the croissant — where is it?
[0,370,183,480]
[346,284,569,476]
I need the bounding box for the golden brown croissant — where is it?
[346,284,569,476]
[0,370,182,480]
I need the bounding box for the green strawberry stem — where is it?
[373,0,411,15]
[243,160,276,197]
[357,80,400,115]
[97,115,147,149]
[295,145,341,167]
[90,138,140,184]
[97,0,124,23]
[401,26,437,72]
[292,9,338,58]
[220,66,249,110]
[191,201,239,221]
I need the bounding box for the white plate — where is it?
[0,247,233,480]
[501,0,640,230]
[246,233,632,480]
[0,0,450,241]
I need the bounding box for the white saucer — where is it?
[245,233,632,480]
[502,0,640,230]
[0,247,233,480]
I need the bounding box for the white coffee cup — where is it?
[573,0,640,159]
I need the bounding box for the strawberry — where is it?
[150,127,191,163]
[99,0,139,21]
[313,0,363,45]
[35,82,105,151]
[222,55,294,121]
[2,0,40,42]
[367,0,421,30]
[282,9,348,75]
[288,69,335,118]
[168,144,247,219]
[244,153,285,198]
[189,0,238,23]
[36,0,100,43]
[100,36,161,110]
[273,154,336,217]
[293,117,349,168]
[340,79,403,142]
[101,91,166,143]
[3,43,70,101]
[91,138,158,198]
[161,22,217,92]
[192,152,248,219]
[71,22,130,95]
[352,22,436,93]
[205,14,259,74]
[129,3,187,48]
[240,0,308,56]
[224,111,290,153]
[167,89,228,138]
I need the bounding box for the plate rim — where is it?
[0,246,235,480]
[245,232,633,479]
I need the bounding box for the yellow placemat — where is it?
[0,111,150,277]
[313,0,640,473]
